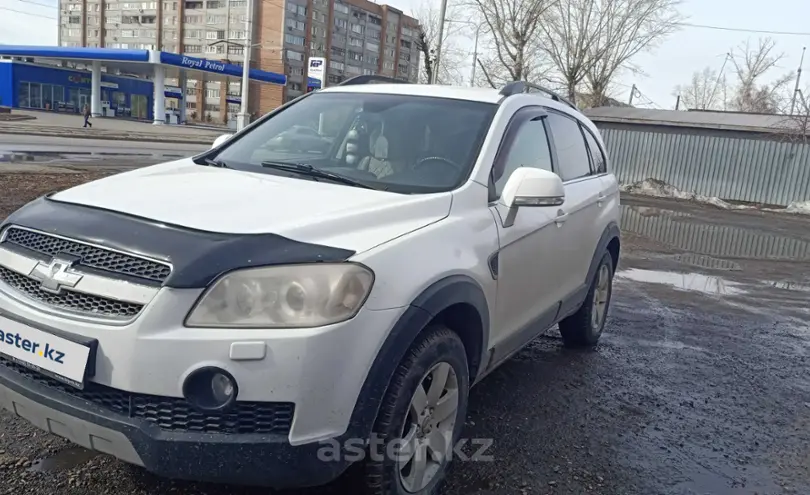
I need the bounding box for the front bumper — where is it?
[0,360,350,488]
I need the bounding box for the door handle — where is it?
[597,191,607,207]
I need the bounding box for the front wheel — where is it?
[361,325,470,495]
[559,252,614,348]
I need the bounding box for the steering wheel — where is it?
[412,156,463,174]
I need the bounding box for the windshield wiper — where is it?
[202,157,230,168]
[260,161,379,190]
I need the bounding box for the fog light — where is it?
[182,367,239,412]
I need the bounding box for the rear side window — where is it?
[545,112,592,182]
[582,127,607,174]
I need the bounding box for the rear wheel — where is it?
[559,252,614,348]
[360,325,470,495]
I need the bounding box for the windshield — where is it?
[211,92,498,194]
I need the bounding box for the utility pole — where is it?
[469,23,481,87]
[790,46,806,115]
[236,0,253,131]
[433,0,448,84]
[628,84,637,105]
[675,94,680,110]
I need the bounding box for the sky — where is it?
[1,0,809,109]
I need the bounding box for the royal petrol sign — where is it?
[158,52,287,85]
[307,57,325,87]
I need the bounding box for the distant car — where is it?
[266,125,331,152]
[0,76,620,494]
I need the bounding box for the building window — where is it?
[206,30,225,40]
[286,4,305,16]
[68,16,81,24]
[184,44,202,52]
[205,103,220,112]
[369,15,381,26]
[327,74,342,84]
[400,39,411,50]
[348,37,362,48]
[229,0,246,5]
[402,27,415,37]
[286,50,305,61]
[183,15,202,23]
[141,15,156,23]
[363,68,374,75]
[285,34,305,46]
[185,29,201,38]
[311,25,326,37]
[331,46,345,57]
[367,55,379,65]
[367,30,380,40]
[206,15,225,23]
[385,48,395,57]
[289,82,302,91]
[229,30,246,39]
[345,65,361,75]
[348,51,362,62]
[206,0,224,7]
[333,2,348,14]
[366,42,379,52]
[334,18,347,30]
[383,61,394,70]
[206,44,224,54]
[313,11,326,23]
[185,1,203,8]
[286,19,305,31]
[350,23,363,35]
[227,45,244,55]
[205,88,220,98]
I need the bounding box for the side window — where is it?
[546,112,592,182]
[582,126,607,174]
[493,118,554,197]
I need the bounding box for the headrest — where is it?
[371,134,389,160]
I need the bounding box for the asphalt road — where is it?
[1,167,810,495]
[0,133,209,158]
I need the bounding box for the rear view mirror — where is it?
[212,134,233,149]
[501,168,565,208]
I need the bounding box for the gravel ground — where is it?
[2,169,810,494]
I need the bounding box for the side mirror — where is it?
[501,167,565,208]
[212,134,233,149]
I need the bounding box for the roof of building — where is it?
[0,45,321,86]
[582,106,803,134]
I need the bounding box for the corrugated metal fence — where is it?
[595,124,810,207]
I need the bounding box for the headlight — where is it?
[185,263,374,328]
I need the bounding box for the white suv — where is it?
[0,77,620,494]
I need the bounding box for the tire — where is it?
[559,252,614,348]
[360,325,470,495]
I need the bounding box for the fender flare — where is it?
[343,275,490,440]
[589,221,621,280]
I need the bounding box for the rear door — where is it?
[543,110,607,306]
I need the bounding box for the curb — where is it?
[0,127,216,145]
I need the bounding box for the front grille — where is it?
[1,358,295,435]
[0,266,143,319]
[2,227,171,284]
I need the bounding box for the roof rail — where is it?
[337,75,406,86]
[499,81,579,111]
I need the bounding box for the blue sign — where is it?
[159,52,286,85]
[0,45,149,62]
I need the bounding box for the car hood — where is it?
[50,160,452,253]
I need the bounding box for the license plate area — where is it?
[0,313,97,390]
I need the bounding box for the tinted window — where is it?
[493,118,553,197]
[582,127,607,174]
[546,112,591,181]
[213,92,497,194]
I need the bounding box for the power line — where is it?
[678,22,810,37]
[0,6,57,19]
[16,0,57,9]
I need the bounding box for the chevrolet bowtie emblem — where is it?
[29,257,84,294]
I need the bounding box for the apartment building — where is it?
[57,0,420,123]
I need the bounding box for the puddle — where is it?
[27,447,99,472]
[621,204,810,261]
[616,268,747,295]
[672,253,742,271]
[764,280,810,292]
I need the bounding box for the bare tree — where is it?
[673,66,726,110]
[776,87,810,142]
[727,38,794,114]
[539,0,606,104]
[583,0,682,107]
[471,0,553,88]
[413,0,467,85]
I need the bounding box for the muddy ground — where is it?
[1,166,810,495]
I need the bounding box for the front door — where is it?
[78,93,89,110]
[488,108,571,355]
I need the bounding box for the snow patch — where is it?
[784,201,810,215]
[619,179,754,210]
